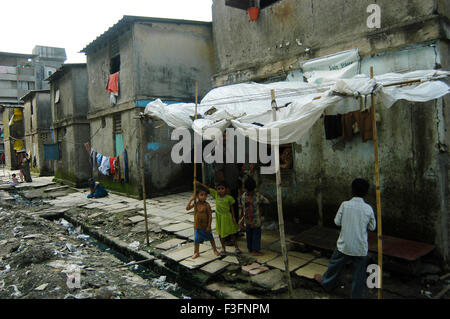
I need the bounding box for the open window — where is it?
[110,36,120,74]
[110,55,120,74]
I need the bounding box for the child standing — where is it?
[314,178,376,299]
[195,180,241,255]
[239,176,269,256]
[186,188,220,259]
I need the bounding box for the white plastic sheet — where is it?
[144,70,449,144]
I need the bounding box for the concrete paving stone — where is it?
[158,219,180,227]
[101,203,130,211]
[266,255,309,272]
[165,212,186,220]
[250,269,287,292]
[254,249,279,265]
[242,263,261,273]
[248,266,269,276]
[154,238,187,250]
[174,228,195,239]
[266,240,294,253]
[313,258,330,267]
[149,225,162,233]
[176,213,195,222]
[222,256,239,264]
[206,283,257,299]
[162,222,193,233]
[201,259,230,275]
[180,250,221,269]
[163,244,208,262]
[89,212,104,219]
[130,222,148,233]
[294,263,328,279]
[128,216,146,224]
[147,210,169,217]
[147,216,164,224]
[288,251,316,262]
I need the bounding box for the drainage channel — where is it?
[8,190,208,299]
[56,217,196,299]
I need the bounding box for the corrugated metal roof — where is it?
[80,15,212,54]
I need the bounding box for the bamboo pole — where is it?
[370,67,383,299]
[193,82,199,214]
[139,116,150,246]
[271,89,294,299]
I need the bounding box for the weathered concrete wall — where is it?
[54,123,90,187]
[87,28,135,115]
[134,22,215,100]
[211,0,450,261]
[212,0,447,85]
[50,65,90,186]
[89,110,140,197]
[140,118,193,197]
[23,92,53,176]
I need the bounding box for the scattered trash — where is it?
[60,219,70,228]
[35,283,49,291]
[77,234,90,241]
[9,285,22,297]
[128,241,140,250]
[150,276,178,292]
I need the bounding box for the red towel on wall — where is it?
[107,72,119,94]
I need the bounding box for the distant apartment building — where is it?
[0,46,66,169]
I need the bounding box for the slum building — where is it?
[212,0,450,261]
[81,16,215,198]
[47,64,91,187]
[2,106,25,169]
[21,90,54,176]
[0,47,66,169]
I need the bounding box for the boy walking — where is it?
[315,178,376,299]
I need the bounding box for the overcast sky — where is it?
[0,0,212,63]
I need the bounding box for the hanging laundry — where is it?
[341,111,360,141]
[107,72,119,94]
[109,157,116,175]
[113,157,121,182]
[355,110,373,142]
[99,156,111,176]
[96,153,103,166]
[90,149,97,168]
[118,152,124,181]
[324,114,342,140]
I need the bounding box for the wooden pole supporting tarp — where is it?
[193,82,199,214]
[271,89,294,298]
[138,116,151,246]
[370,67,383,299]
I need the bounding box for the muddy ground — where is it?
[0,202,191,299]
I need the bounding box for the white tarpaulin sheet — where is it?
[144,70,449,144]
[301,49,361,86]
